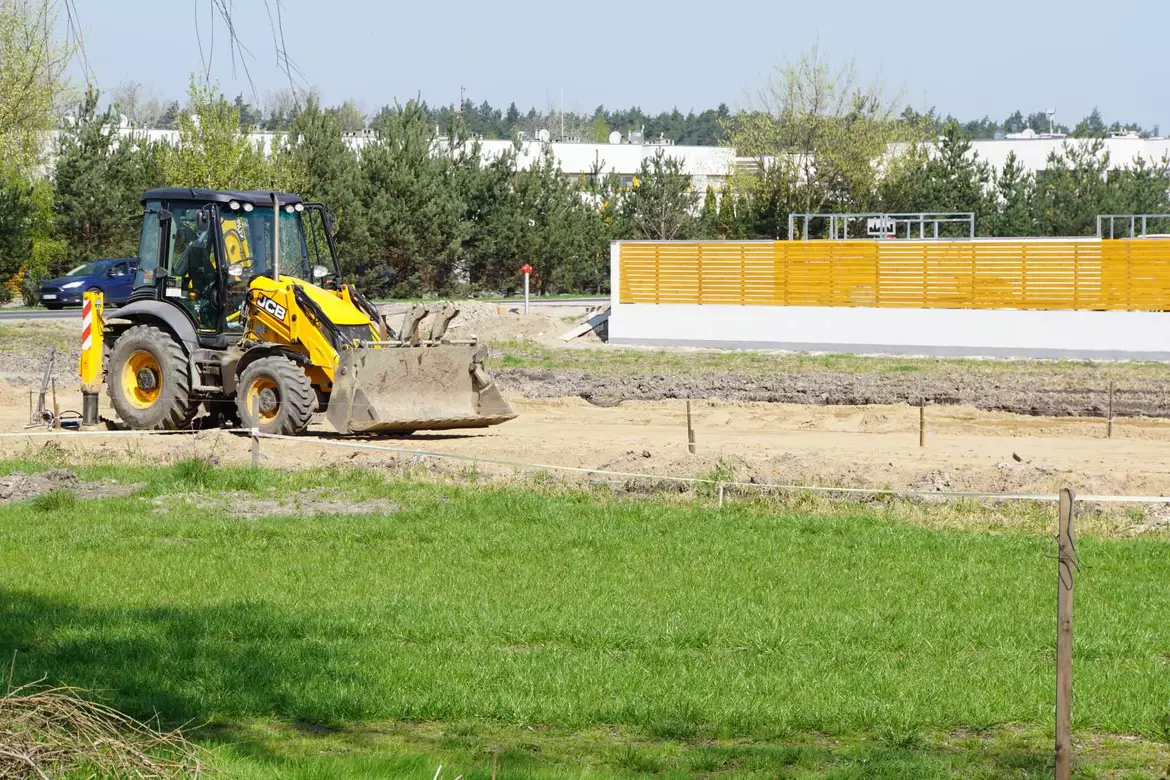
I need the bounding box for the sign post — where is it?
[521,264,532,314]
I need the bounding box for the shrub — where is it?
[20,272,43,307]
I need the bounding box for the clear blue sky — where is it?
[69,0,1170,130]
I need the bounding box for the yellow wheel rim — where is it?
[121,350,163,409]
[246,376,280,424]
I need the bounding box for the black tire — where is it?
[107,324,199,430]
[235,356,315,436]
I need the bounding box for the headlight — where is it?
[61,281,84,289]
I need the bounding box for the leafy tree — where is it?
[53,87,162,271]
[157,78,303,192]
[731,43,903,217]
[589,113,610,144]
[328,99,367,133]
[110,82,168,128]
[0,172,31,281]
[0,0,71,174]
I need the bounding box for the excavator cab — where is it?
[102,188,515,435]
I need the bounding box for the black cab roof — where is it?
[141,188,304,206]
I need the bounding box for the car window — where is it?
[110,263,129,277]
[66,262,102,276]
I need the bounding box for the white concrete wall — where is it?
[609,243,1170,359]
[608,302,1170,359]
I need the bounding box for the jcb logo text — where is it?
[257,295,287,321]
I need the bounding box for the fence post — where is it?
[1106,381,1114,439]
[919,397,926,448]
[686,400,696,455]
[1055,487,1076,780]
[251,427,261,467]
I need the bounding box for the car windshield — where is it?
[66,262,103,276]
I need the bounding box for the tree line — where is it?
[108,82,1158,146]
[4,86,1170,304]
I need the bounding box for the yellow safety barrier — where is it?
[79,290,104,425]
[79,290,104,391]
[617,239,1170,311]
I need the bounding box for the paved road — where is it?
[0,309,84,321]
[0,296,611,322]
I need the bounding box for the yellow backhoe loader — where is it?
[97,188,515,435]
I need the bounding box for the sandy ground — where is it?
[4,380,1170,502]
[4,301,1170,503]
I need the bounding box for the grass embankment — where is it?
[0,322,75,354]
[491,338,1170,381]
[1,459,1168,778]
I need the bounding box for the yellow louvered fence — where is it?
[617,239,1170,311]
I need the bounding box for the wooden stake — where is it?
[251,427,261,467]
[51,379,59,429]
[686,400,696,455]
[717,483,725,508]
[918,397,926,448]
[491,753,498,780]
[1055,487,1076,780]
[1106,381,1114,439]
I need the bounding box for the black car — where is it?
[39,258,138,309]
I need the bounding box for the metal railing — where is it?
[1096,214,1170,239]
[788,212,976,241]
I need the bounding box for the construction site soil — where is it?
[3,303,1170,506]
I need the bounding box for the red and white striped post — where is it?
[79,290,104,425]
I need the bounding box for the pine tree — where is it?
[53,86,161,271]
[988,152,1036,237]
[620,151,698,240]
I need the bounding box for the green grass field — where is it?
[1,459,1168,778]
[489,338,1170,381]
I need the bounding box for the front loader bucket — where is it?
[326,343,516,434]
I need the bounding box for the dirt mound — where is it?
[496,368,1170,419]
[377,301,603,347]
[0,469,139,503]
